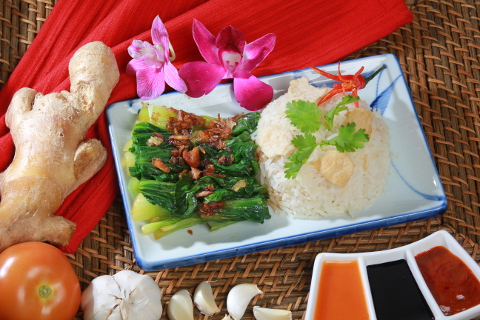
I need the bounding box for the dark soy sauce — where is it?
[367,259,434,320]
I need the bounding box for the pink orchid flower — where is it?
[179,20,276,111]
[127,16,187,100]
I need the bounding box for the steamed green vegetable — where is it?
[124,104,270,239]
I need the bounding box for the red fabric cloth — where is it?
[0,0,413,253]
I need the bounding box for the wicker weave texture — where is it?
[0,0,58,87]
[1,0,480,319]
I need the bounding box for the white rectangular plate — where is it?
[106,54,447,271]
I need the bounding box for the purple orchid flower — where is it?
[179,20,276,111]
[127,16,187,100]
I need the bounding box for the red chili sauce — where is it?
[415,245,480,316]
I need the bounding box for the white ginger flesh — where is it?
[0,41,120,252]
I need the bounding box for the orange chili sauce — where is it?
[314,260,370,320]
[415,246,480,316]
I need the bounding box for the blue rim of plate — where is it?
[107,53,447,271]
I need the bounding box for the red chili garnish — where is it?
[311,62,365,108]
[311,62,386,108]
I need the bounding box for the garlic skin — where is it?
[194,281,220,316]
[221,314,233,320]
[253,306,292,320]
[167,289,194,320]
[81,270,162,320]
[227,283,263,320]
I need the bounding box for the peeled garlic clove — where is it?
[221,315,233,320]
[227,283,263,320]
[194,281,220,316]
[253,306,292,320]
[167,289,194,320]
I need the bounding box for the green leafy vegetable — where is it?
[125,107,270,238]
[231,112,261,136]
[199,197,271,224]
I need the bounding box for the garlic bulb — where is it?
[167,289,194,320]
[81,270,162,320]
[227,283,263,320]
[253,306,292,320]
[194,281,220,316]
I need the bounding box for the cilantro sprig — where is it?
[284,96,370,179]
[285,100,322,133]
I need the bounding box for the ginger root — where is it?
[0,41,120,252]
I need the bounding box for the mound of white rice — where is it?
[253,77,391,218]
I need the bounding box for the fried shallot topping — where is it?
[167,109,206,135]
[195,190,214,198]
[182,147,200,168]
[199,201,225,216]
[152,157,170,173]
[218,155,234,165]
[147,132,164,147]
[168,135,191,146]
[189,167,202,180]
[196,113,244,149]
[152,107,242,180]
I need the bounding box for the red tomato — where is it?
[0,242,81,320]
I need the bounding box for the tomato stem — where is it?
[38,284,53,299]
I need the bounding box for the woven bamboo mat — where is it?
[1,0,480,319]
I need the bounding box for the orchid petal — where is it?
[192,19,220,65]
[142,47,165,68]
[216,25,245,54]
[126,58,149,74]
[128,40,150,59]
[164,61,187,93]
[179,61,226,98]
[182,20,276,110]
[241,33,276,73]
[233,71,273,111]
[220,51,242,78]
[151,16,170,55]
[217,26,245,76]
[128,39,165,69]
[135,67,166,100]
